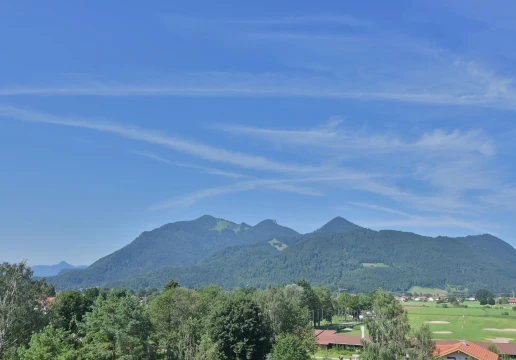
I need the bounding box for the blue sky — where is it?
[1,1,516,265]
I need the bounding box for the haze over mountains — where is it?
[31,261,87,277]
[48,215,516,293]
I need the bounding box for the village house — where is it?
[434,340,498,360]
[314,331,516,358]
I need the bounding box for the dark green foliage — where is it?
[50,215,299,290]
[313,216,363,235]
[51,290,87,332]
[476,289,495,305]
[81,290,152,359]
[208,296,271,360]
[163,279,180,291]
[108,225,516,293]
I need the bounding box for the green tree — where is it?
[164,279,180,291]
[83,287,100,312]
[476,289,494,305]
[269,334,311,360]
[313,287,334,325]
[254,285,315,354]
[51,290,86,332]
[149,287,201,359]
[81,290,151,359]
[361,290,411,360]
[408,324,435,359]
[296,280,320,327]
[209,296,271,360]
[488,297,496,305]
[17,324,77,360]
[0,261,52,358]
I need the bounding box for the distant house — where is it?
[466,296,476,301]
[413,296,428,302]
[428,296,440,302]
[434,340,498,360]
[508,298,516,304]
[396,296,409,302]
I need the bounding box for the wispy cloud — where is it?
[160,13,374,28]
[0,104,317,174]
[345,201,495,234]
[134,151,246,178]
[1,75,515,110]
[345,201,412,217]
[148,179,325,210]
[220,121,495,157]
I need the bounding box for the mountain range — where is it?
[31,261,87,277]
[47,216,516,293]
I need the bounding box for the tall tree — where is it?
[476,289,494,305]
[408,324,435,359]
[254,285,315,354]
[0,262,52,358]
[361,290,411,360]
[51,290,86,333]
[313,287,334,325]
[81,290,152,359]
[148,287,201,360]
[296,280,320,327]
[208,296,271,360]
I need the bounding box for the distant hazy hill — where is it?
[108,218,516,293]
[49,215,299,289]
[31,261,87,277]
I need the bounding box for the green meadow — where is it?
[337,301,516,344]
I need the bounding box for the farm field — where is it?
[337,301,516,343]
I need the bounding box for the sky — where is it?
[1,1,516,265]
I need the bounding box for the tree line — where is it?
[2,261,459,359]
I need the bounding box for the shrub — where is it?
[501,311,509,315]
[512,306,516,311]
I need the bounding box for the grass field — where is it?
[408,286,448,296]
[336,301,516,344]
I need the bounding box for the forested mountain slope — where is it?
[109,226,516,293]
[49,215,298,289]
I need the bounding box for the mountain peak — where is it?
[314,217,362,235]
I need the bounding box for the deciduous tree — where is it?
[0,262,52,358]
[209,296,271,360]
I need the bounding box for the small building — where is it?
[508,298,516,304]
[434,341,498,360]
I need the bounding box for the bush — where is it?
[512,306,516,311]
[501,311,509,315]
[440,303,448,308]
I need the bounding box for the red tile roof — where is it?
[313,331,516,356]
[435,340,516,356]
[314,330,369,346]
[434,341,498,360]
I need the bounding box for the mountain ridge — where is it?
[48,215,299,289]
[47,215,516,292]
